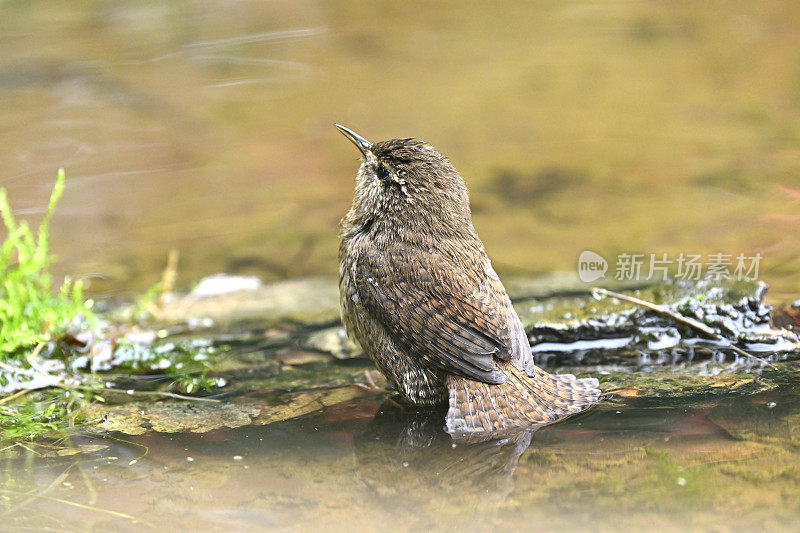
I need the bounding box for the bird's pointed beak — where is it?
[334,124,372,158]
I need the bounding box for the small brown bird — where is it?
[335,124,600,438]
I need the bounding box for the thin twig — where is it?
[159,248,180,305]
[0,388,31,405]
[100,433,150,465]
[592,287,776,368]
[7,462,77,514]
[102,388,220,403]
[14,442,40,455]
[25,342,47,374]
[0,488,145,524]
[0,443,20,454]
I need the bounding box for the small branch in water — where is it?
[592,287,776,368]
[101,387,220,403]
[0,388,32,406]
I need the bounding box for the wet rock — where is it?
[80,385,372,435]
[518,278,799,370]
[42,443,109,457]
[191,274,263,298]
[302,326,362,359]
[275,349,333,365]
[704,365,800,444]
[8,274,798,442]
[250,386,369,425]
[603,372,777,399]
[151,277,340,329]
[82,401,262,434]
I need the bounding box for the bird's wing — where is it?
[353,243,529,384]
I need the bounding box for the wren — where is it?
[335,124,600,438]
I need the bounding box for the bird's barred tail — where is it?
[445,362,601,440]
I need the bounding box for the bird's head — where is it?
[335,124,473,239]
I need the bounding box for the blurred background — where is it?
[2,0,799,300]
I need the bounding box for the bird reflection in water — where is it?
[353,399,547,528]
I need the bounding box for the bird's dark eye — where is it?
[375,165,391,183]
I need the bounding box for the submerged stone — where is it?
[82,401,262,434]
[79,385,373,435]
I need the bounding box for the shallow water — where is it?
[3,364,800,532]
[2,1,800,298]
